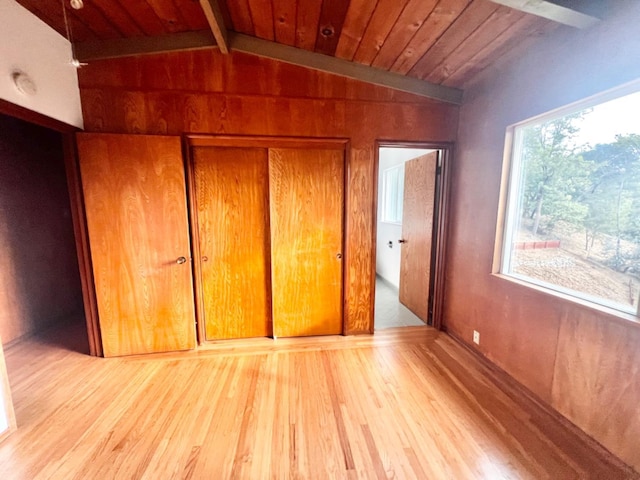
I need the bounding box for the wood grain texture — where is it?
[269,148,344,337]
[247,0,275,40]
[353,0,407,66]
[409,0,500,80]
[399,152,437,322]
[0,322,634,479]
[77,49,460,335]
[444,2,640,472]
[370,0,438,70]
[224,0,254,34]
[391,0,471,74]
[334,0,377,61]
[192,146,271,340]
[424,5,525,84]
[314,0,350,56]
[0,336,16,441]
[77,133,196,356]
[295,0,323,50]
[274,0,298,46]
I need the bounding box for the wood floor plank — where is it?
[0,323,635,479]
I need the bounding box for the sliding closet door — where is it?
[77,133,196,357]
[192,147,271,340]
[269,148,344,337]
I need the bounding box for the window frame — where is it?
[496,80,640,320]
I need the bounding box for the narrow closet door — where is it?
[77,133,196,357]
[192,147,271,340]
[269,148,344,337]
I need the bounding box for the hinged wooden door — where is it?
[399,152,438,323]
[77,133,196,357]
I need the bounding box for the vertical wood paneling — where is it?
[248,0,275,40]
[334,0,377,61]
[425,6,524,84]
[113,0,167,36]
[269,147,344,337]
[314,0,351,56]
[409,0,499,79]
[225,0,255,34]
[78,50,460,336]
[295,0,323,50]
[552,313,640,469]
[192,146,271,340]
[274,0,298,46]
[399,152,437,322]
[371,0,438,70]
[391,0,471,74]
[353,0,408,66]
[77,133,196,356]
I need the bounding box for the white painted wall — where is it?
[0,0,83,128]
[376,148,433,288]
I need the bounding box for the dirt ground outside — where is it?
[511,221,639,311]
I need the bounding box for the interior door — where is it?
[269,148,344,337]
[77,133,196,357]
[399,152,438,322]
[192,147,271,340]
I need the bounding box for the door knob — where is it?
[176,256,187,264]
[336,253,342,259]
[398,239,407,244]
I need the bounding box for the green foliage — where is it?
[518,114,640,273]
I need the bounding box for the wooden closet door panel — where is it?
[399,152,438,323]
[192,147,271,340]
[77,133,195,357]
[269,148,344,337]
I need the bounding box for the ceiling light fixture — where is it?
[70,0,83,10]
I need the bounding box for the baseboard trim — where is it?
[375,274,399,292]
[446,330,639,477]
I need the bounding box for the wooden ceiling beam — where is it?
[74,31,462,105]
[75,31,217,62]
[229,33,462,105]
[198,0,229,54]
[488,0,601,29]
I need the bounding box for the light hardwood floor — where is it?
[0,323,635,479]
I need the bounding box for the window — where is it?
[381,165,404,224]
[501,83,640,317]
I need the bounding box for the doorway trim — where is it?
[0,100,101,356]
[373,141,453,330]
[184,134,350,344]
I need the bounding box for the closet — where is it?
[77,133,346,356]
[188,136,346,341]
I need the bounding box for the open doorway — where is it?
[0,112,86,352]
[374,144,449,330]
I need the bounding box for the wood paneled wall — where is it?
[77,49,459,334]
[445,0,640,472]
[0,114,83,345]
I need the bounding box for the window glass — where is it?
[381,165,404,224]
[502,87,640,315]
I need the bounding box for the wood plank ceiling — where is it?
[16,0,560,89]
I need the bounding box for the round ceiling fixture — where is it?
[11,70,37,96]
[70,0,83,9]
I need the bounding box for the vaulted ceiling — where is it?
[14,0,604,101]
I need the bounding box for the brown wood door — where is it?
[192,147,271,340]
[269,148,344,337]
[77,133,196,357]
[399,152,438,323]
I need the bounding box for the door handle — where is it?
[176,256,187,264]
[336,253,342,260]
[398,239,407,244]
